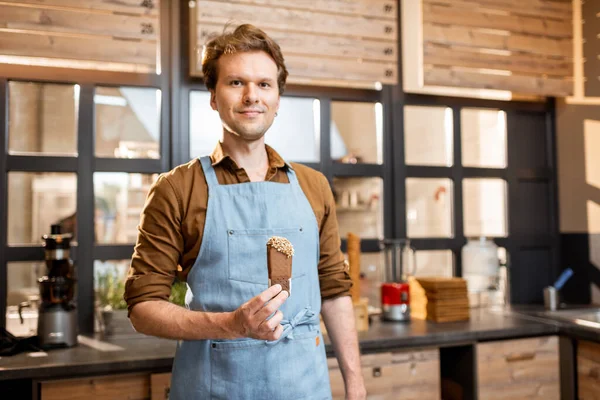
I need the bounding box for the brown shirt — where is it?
[125,143,352,314]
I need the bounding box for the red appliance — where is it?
[380,239,416,322]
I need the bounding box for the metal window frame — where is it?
[0,1,562,333]
[0,1,173,334]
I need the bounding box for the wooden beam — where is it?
[423,23,572,59]
[424,43,573,78]
[422,2,572,39]
[201,0,397,20]
[0,0,160,16]
[424,66,573,96]
[0,29,156,68]
[423,0,572,21]
[197,22,397,63]
[196,0,397,41]
[285,54,397,85]
[0,4,158,41]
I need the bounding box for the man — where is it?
[124,24,366,400]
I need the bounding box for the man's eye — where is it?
[260,82,271,88]
[230,80,242,86]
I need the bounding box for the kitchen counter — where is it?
[0,308,560,382]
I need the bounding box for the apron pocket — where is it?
[227,227,304,285]
[210,338,271,400]
[210,330,330,400]
[278,329,331,399]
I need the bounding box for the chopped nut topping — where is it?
[266,236,294,258]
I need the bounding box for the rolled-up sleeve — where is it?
[317,174,352,300]
[124,174,184,315]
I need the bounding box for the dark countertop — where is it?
[0,308,562,382]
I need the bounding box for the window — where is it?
[331,101,383,164]
[8,81,78,156]
[95,86,161,159]
[7,172,77,245]
[463,178,508,238]
[333,177,384,239]
[461,108,507,168]
[94,173,159,244]
[406,178,453,238]
[404,105,453,166]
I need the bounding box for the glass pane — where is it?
[94,173,158,244]
[463,178,507,237]
[95,86,161,159]
[94,260,129,311]
[406,178,453,238]
[331,102,383,164]
[189,91,320,162]
[8,81,78,156]
[404,106,453,166]
[357,252,385,309]
[461,108,507,168]
[8,172,77,245]
[333,177,383,239]
[415,250,453,277]
[6,261,43,337]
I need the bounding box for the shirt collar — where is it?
[209,142,290,170]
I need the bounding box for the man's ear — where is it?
[210,90,217,111]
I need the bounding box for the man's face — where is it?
[210,50,280,142]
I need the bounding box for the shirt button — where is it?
[228,230,234,235]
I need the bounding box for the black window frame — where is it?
[0,1,560,334]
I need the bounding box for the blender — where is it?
[380,239,416,322]
[37,224,78,348]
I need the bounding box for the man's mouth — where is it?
[238,109,263,117]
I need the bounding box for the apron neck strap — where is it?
[199,156,219,187]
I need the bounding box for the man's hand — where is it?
[231,284,289,340]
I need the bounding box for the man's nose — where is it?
[243,84,259,104]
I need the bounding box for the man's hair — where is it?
[201,24,289,95]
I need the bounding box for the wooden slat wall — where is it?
[191,0,398,89]
[421,0,574,97]
[0,0,159,73]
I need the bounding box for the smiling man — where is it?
[124,24,366,400]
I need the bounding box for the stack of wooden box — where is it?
[409,277,470,323]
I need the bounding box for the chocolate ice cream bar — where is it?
[266,236,294,295]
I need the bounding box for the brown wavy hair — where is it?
[201,24,288,95]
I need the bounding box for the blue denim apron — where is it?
[169,156,332,400]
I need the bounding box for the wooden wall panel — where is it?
[198,23,396,63]
[191,0,398,89]
[423,24,572,59]
[424,67,572,97]
[0,0,159,16]
[435,0,572,19]
[582,0,600,96]
[196,1,396,41]
[0,5,157,40]
[201,0,397,19]
[0,31,156,68]
[424,44,572,78]
[0,1,158,73]
[419,0,574,97]
[423,1,571,38]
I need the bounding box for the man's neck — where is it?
[221,133,269,182]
